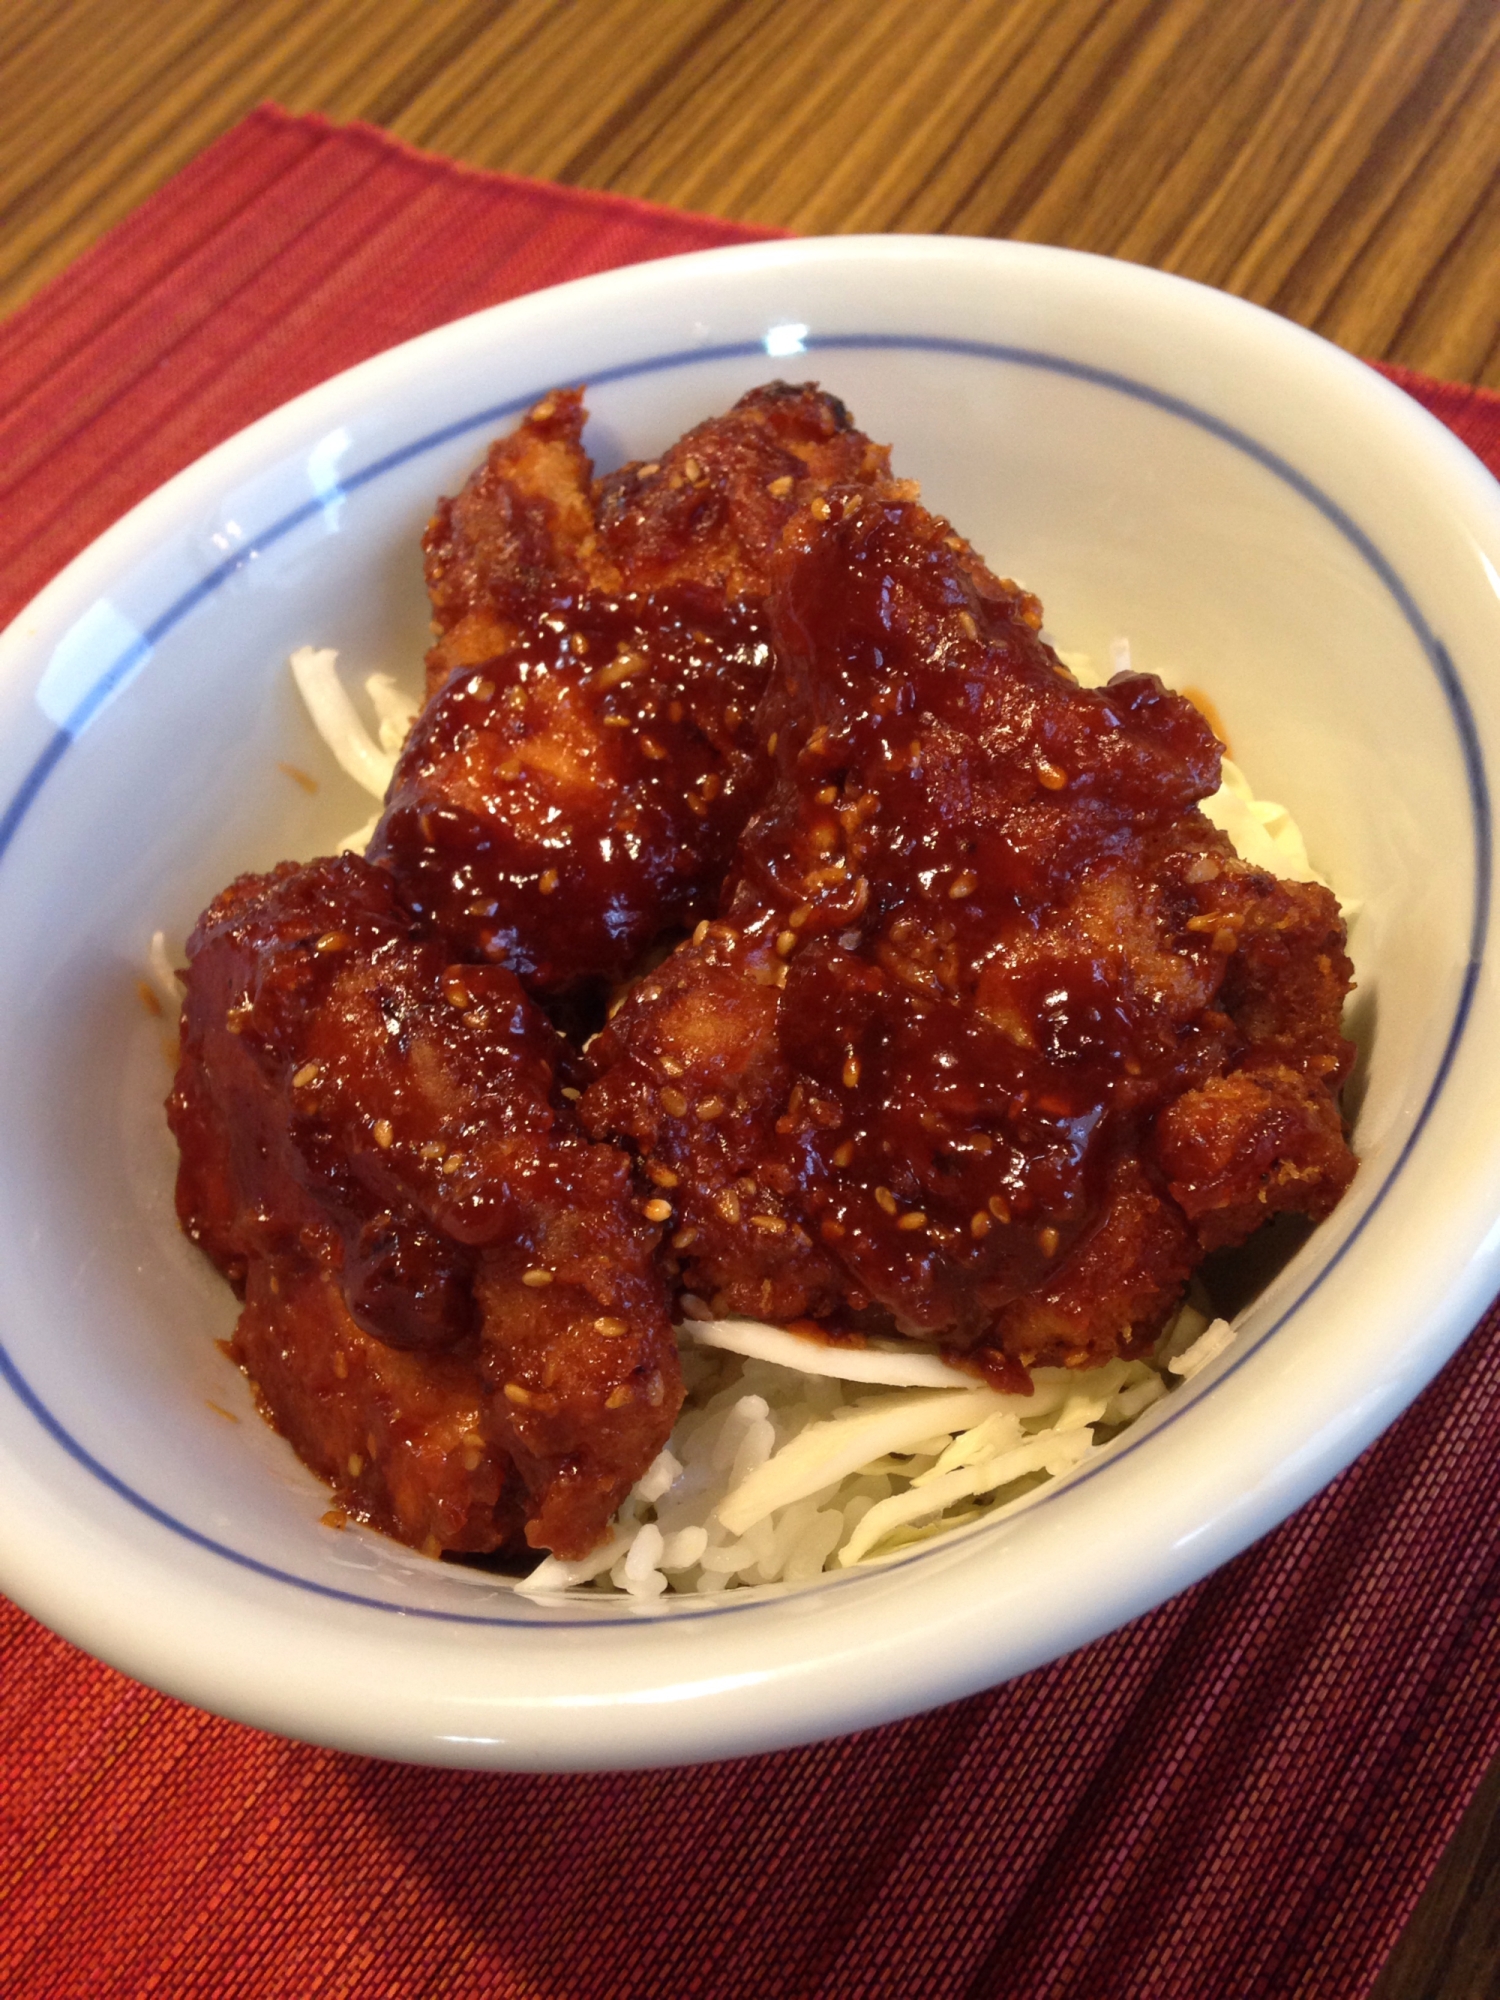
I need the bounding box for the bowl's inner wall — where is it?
[0,341,1474,1627]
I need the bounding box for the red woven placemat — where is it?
[4,105,1500,2000]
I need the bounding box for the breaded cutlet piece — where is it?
[370,383,899,995]
[581,485,1355,1384]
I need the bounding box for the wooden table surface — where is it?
[5,1,1499,1991]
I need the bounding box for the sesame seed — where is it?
[347,1453,363,1477]
[775,930,797,958]
[1038,1226,1060,1257]
[503,1382,532,1405]
[874,1186,898,1216]
[647,1163,680,1187]
[593,1317,629,1337]
[971,1211,992,1238]
[809,496,832,520]
[467,676,496,701]
[646,1372,666,1406]
[445,978,473,1009]
[332,1351,348,1379]
[605,1384,633,1409]
[593,650,647,690]
[789,902,811,929]
[957,610,978,639]
[696,1096,725,1121]
[683,456,703,482]
[988,1194,1011,1222]
[660,1087,689,1118]
[750,1214,787,1233]
[441,1153,464,1175]
[716,1189,742,1224]
[315,930,350,953]
[767,474,793,497]
[643,1197,673,1223]
[816,784,838,804]
[538,868,559,895]
[672,1227,699,1249]
[692,920,710,946]
[641,737,668,761]
[461,1448,483,1471]
[521,1268,554,1288]
[291,1061,321,1090]
[1212,927,1239,954]
[948,872,977,900]
[766,732,779,755]
[1036,759,1068,790]
[832,1140,855,1168]
[373,1118,394,1150]
[842,1055,861,1089]
[560,1085,581,1101]
[898,1211,927,1231]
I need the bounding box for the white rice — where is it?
[272,644,1331,1593]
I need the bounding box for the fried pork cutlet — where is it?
[368,382,897,995]
[580,486,1356,1387]
[168,853,680,1558]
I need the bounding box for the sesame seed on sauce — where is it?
[521,1268,554,1288]
[373,1119,394,1150]
[643,1197,673,1223]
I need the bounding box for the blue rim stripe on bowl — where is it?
[0,332,1488,1629]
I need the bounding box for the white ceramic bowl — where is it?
[3,237,1499,1771]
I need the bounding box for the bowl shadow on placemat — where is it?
[333,1688,1034,1991]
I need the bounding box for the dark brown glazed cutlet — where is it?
[580,480,1356,1388]
[168,852,680,1559]
[368,382,898,995]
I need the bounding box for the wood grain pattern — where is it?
[3,0,1500,383]
[3,4,1499,1992]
